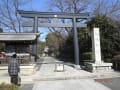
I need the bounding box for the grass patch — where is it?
[0,82,19,90]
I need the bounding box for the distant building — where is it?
[43,46,49,56]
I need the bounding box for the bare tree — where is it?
[93,0,120,20]
[47,0,120,34]
[41,0,91,54]
[46,0,90,35]
[0,0,30,32]
[49,0,120,20]
[49,0,90,13]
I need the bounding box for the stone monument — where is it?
[85,28,112,72]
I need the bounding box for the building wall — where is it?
[5,44,29,53]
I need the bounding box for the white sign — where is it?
[55,64,64,72]
[56,65,64,71]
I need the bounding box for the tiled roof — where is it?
[0,33,40,41]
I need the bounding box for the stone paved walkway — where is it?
[32,79,111,90]
[30,57,113,90]
[32,57,120,81]
[0,57,120,90]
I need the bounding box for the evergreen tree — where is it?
[88,15,120,62]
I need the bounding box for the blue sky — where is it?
[1,0,118,41]
[20,0,50,11]
[0,0,50,41]
[38,28,50,42]
[20,0,50,41]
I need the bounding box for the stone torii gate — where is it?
[18,10,89,67]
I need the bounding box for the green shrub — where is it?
[80,52,93,65]
[0,83,18,90]
[104,58,112,63]
[82,52,92,60]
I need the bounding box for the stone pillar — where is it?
[92,28,102,64]
[85,28,112,72]
[73,17,79,66]
[33,16,38,62]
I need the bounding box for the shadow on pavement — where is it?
[95,77,120,90]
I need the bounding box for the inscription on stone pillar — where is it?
[92,28,102,64]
